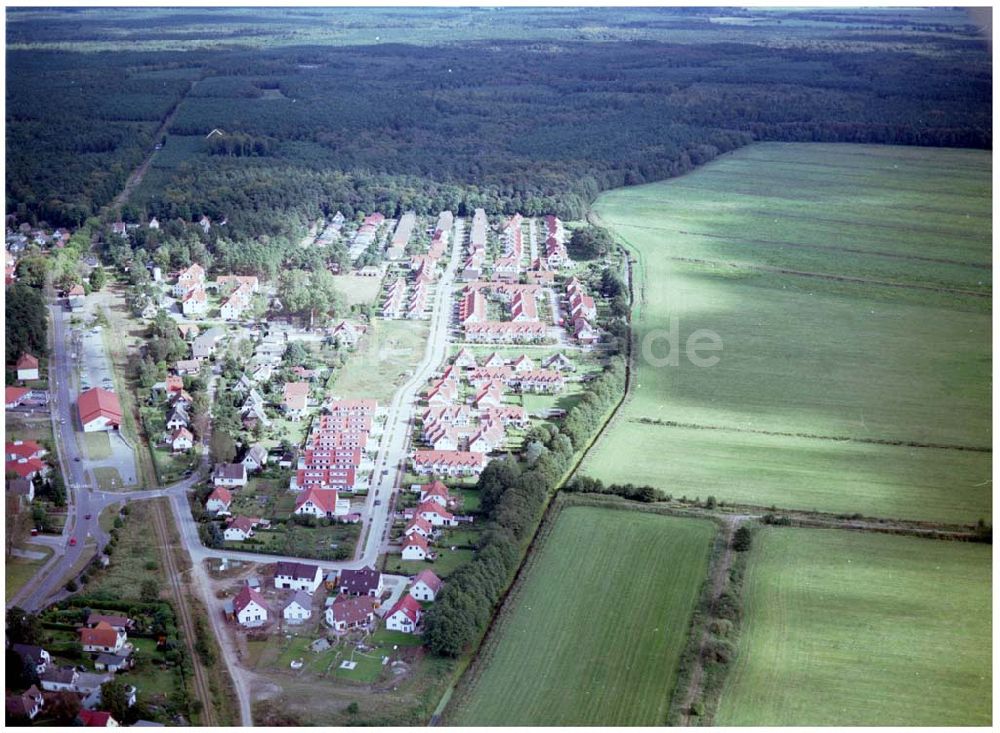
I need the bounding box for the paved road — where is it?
[353,216,463,564]
[12,228,465,721]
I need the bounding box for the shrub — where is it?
[732,526,752,552]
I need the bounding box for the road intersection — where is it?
[9,219,468,725]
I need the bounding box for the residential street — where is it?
[9,219,467,725]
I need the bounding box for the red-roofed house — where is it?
[410,569,443,602]
[79,621,126,653]
[411,450,486,478]
[205,486,232,514]
[414,500,457,527]
[401,533,429,561]
[294,486,349,518]
[232,585,269,627]
[404,515,434,540]
[419,480,451,508]
[6,440,46,462]
[385,595,423,633]
[5,386,31,409]
[16,353,39,381]
[78,388,122,432]
[78,710,118,727]
[168,427,194,452]
[282,382,310,421]
[223,516,257,542]
[181,286,207,316]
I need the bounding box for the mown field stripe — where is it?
[629,418,992,453]
[654,255,990,298]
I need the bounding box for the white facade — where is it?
[237,600,268,627]
[283,601,312,623]
[385,609,419,634]
[410,580,438,602]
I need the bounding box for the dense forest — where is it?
[6,9,992,264]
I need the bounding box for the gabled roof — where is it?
[79,710,116,727]
[405,515,433,535]
[78,388,122,426]
[206,486,232,505]
[339,565,381,594]
[274,560,321,581]
[6,386,30,405]
[416,500,454,520]
[87,613,130,629]
[329,594,376,624]
[232,585,268,615]
[403,533,429,551]
[286,589,313,611]
[79,621,119,648]
[294,486,340,514]
[413,569,443,594]
[420,480,450,499]
[387,594,422,623]
[16,353,38,370]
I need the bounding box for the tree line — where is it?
[422,356,626,656]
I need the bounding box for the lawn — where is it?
[330,274,383,306]
[715,527,992,726]
[448,506,716,726]
[384,547,475,578]
[5,547,54,602]
[81,431,112,460]
[91,466,125,490]
[331,318,429,404]
[582,143,991,523]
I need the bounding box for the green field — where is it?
[583,143,991,523]
[331,318,429,404]
[716,527,992,725]
[449,506,716,725]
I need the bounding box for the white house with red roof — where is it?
[174,263,205,297]
[205,486,232,515]
[413,500,458,527]
[411,450,486,477]
[78,388,122,432]
[453,348,477,369]
[16,353,39,382]
[282,382,310,421]
[385,595,423,634]
[410,569,443,602]
[293,486,350,518]
[473,381,504,410]
[419,480,451,508]
[181,286,208,316]
[223,516,257,542]
[401,533,430,561]
[5,386,31,409]
[232,586,269,627]
[404,515,434,540]
[168,427,194,452]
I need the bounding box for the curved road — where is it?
[11,218,466,725]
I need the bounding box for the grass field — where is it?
[5,547,54,602]
[330,274,383,306]
[449,506,716,726]
[79,431,111,460]
[716,527,992,725]
[582,143,991,523]
[332,318,429,404]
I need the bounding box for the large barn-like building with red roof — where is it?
[77,388,122,432]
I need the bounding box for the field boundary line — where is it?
[653,255,991,298]
[617,221,991,270]
[629,417,992,453]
